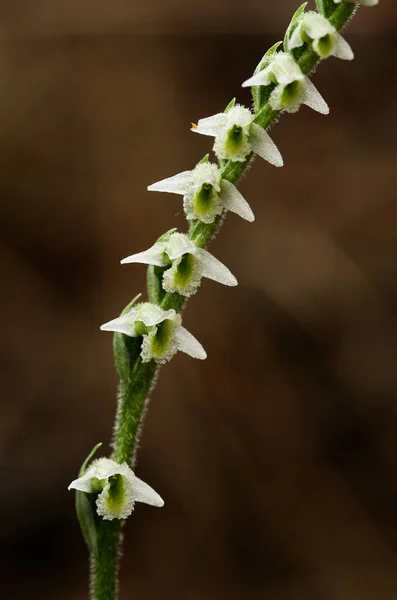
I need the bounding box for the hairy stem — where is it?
[90,3,357,599]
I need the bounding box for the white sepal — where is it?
[147,170,191,195]
[303,77,329,114]
[196,248,237,287]
[174,326,207,360]
[121,242,166,267]
[250,124,283,167]
[220,179,255,222]
[331,34,354,61]
[191,113,225,137]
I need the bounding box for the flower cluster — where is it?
[69,0,379,524]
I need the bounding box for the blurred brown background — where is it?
[1,1,397,599]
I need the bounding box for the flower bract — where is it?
[100,302,206,363]
[192,104,283,166]
[68,458,164,520]
[148,161,254,224]
[121,231,237,297]
[289,12,354,60]
[243,52,329,115]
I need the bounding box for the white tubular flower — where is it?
[243,52,329,115]
[148,161,254,224]
[68,458,164,521]
[121,231,237,298]
[100,301,206,363]
[334,0,378,5]
[191,104,283,167]
[289,12,354,60]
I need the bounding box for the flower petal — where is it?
[165,232,197,260]
[100,310,138,337]
[174,326,207,360]
[121,242,166,267]
[148,170,192,195]
[192,113,225,137]
[93,460,131,481]
[68,467,97,493]
[220,179,255,222]
[303,77,329,115]
[138,304,178,328]
[304,13,334,39]
[250,124,283,167]
[333,34,354,61]
[242,68,271,88]
[130,475,164,507]
[196,249,237,287]
[288,23,304,50]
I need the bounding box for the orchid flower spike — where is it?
[191,104,283,166]
[243,52,329,115]
[121,231,237,298]
[101,302,206,363]
[148,160,254,224]
[68,458,164,520]
[334,0,378,5]
[289,12,354,61]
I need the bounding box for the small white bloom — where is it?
[192,104,283,167]
[289,12,354,60]
[121,231,237,298]
[68,458,164,520]
[243,52,329,115]
[334,0,378,5]
[148,161,254,224]
[100,301,206,363]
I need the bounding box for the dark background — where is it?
[1,1,397,598]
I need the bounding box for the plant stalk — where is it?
[90,3,357,598]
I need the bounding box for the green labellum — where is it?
[106,474,125,513]
[317,34,333,58]
[194,183,218,218]
[280,80,301,108]
[151,318,175,358]
[174,253,196,288]
[225,125,245,158]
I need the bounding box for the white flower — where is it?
[334,0,378,5]
[243,52,329,115]
[192,104,283,166]
[148,161,254,224]
[100,301,206,363]
[68,458,164,520]
[289,12,354,60]
[121,231,237,298]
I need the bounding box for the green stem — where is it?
[112,360,158,464]
[90,359,157,600]
[89,3,358,599]
[91,521,121,600]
